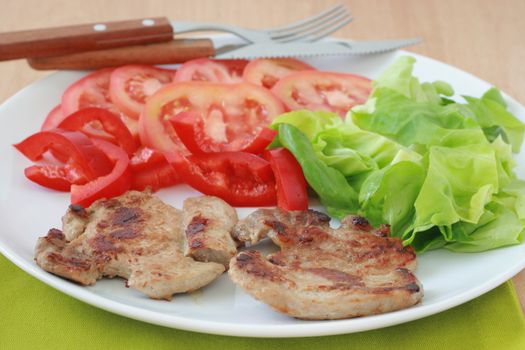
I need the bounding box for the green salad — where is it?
[271,56,525,253]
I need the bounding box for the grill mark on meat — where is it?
[186,215,209,236]
[46,252,92,271]
[46,228,65,241]
[351,216,373,231]
[235,251,286,282]
[306,267,365,287]
[90,235,123,255]
[69,204,88,218]
[111,207,142,226]
[376,224,391,237]
[109,228,140,240]
[190,239,204,249]
[406,283,421,293]
[306,209,331,225]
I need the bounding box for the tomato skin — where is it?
[14,129,113,180]
[139,82,285,155]
[167,151,277,207]
[109,65,176,119]
[41,105,64,131]
[243,58,315,89]
[58,107,138,156]
[130,147,168,171]
[169,111,278,154]
[271,71,372,117]
[70,140,132,207]
[174,59,249,83]
[24,165,82,192]
[263,148,308,211]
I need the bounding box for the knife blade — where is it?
[216,38,422,59]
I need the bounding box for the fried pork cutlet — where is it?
[35,191,226,300]
[229,208,423,319]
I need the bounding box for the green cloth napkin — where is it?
[1,254,524,350]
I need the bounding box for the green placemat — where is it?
[1,254,524,350]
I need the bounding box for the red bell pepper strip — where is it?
[167,151,277,207]
[263,148,308,211]
[70,140,132,207]
[130,147,181,191]
[58,107,138,156]
[14,129,113,181]
[24,164,86,192]
[169,111,277,154]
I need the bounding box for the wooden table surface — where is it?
[1,0,525,311]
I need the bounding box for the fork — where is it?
[171,4,353,44]
[0,4,353,61]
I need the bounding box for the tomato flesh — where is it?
[263,148,308,211]
[174,59,249,83]
[41,105,64,131]
[272,71,372,117]
[167,151,277,207]
[110,65,176,119]
[71,140,132,207]
[58,107,138,156]
[170,111,277,154]
[139,82,285,155]
[243,58,315,89]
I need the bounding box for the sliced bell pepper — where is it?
[14,129,113,184]
[24,164,85,192]
[58,107,138,156]
[167,151,277,207]
[169,111,277,154]
[130,147,181,191]
[70,139,132,207]
[263,148,308,211]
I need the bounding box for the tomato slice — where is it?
[263,148,308,211]
[243,58,315,89]
[58,107,138,156]
[130,147,180,191]
[173,59,249,83]
[139,82,285,155]
[170,111,277,154]
[271,71,372,117]
[14,129,113,181]
[71,140,132,207]
[41,105,64,131]
[110,65,176,119]
[61,69,139,140]
[167,152,277,207]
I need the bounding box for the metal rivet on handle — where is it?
[142,19,155,26]
[93,24,107,31]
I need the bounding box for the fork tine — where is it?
[273,11,353,43]
[266,4,346,34]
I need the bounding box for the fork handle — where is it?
[0,17,174,61]
[27,39,215,70]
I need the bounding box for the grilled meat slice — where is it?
[35,191,225,300]
[182,196,238,267]
[229,209,422,319]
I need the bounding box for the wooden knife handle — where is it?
[27,39,215,70]
[0,17,174,61]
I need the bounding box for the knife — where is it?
[26,38,422,70]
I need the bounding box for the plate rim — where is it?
[1,43,525,338]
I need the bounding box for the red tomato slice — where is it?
[109,65,176,119]
[263,148,308,211]
[14,129,113,181]
[174,59,249,83]
[271,71,372,117]
[130,147,181,191]
[61,68,139,140]
[41,105,64,131]
[170,111,277,154]
[58,107,138,156]
[139,82,285,155]
[167,151,277,207]
[71,140,132,207]
[243,58,315,89]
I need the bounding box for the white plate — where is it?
[0,39,524,338]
